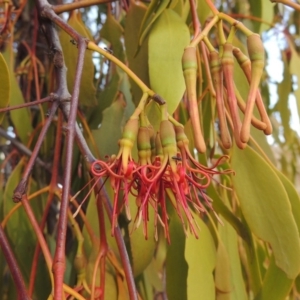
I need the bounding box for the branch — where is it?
[271,0,300,11]
[0,225,31,300]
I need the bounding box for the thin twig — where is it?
[53,40,86,299]
[0,225,31,300]
[13,101,59,202]
[0,127,49,170]
[53,0,115,14]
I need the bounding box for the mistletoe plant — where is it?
[0,0,300,299]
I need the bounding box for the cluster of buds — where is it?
[182,28,272,151]
[91,108,232,241]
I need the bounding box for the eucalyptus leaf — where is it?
[0,53,10,124]
[185,216,216,300]
[148,9,190,116]
[231,144,300,279]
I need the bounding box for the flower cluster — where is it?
[182,30,272,152]
[91,116,232,241]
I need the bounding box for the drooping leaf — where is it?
[255,257,294,300]
[219,197,248,300]
[0,52,10,124]
[288,38,300,122]
[124,1,150,106]
[275,170,300,234]
[88,72,120,129]
[127,193,156,277]
[92,97,126,158]
[138,0,171,46]
[59,11,97,107]
[166,202,188,300]
[100,13,125,63]
[248,0,274,33]
[197,0,213,26]
[185,216,216,300]
[231,144,300,279]
[148,9,190,116]
[215,241,231,300]
[2,48,32,144]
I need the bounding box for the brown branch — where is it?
[0,127,50,170]
[53,0,116,14]
[53,40,86,299]
[271,0,300,11]
[13,101,59,202]
[0,225,31,300]
[0,95,55,113]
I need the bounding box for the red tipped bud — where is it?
[137,126,151,165]
[182,46,206,153]
[210,50,231,149]
[119,118,139,173]
[221,43,245,149]
[160,120,178,173]
[241,34,266,142]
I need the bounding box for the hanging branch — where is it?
[0,225,31,300]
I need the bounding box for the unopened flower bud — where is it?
[182,46,206,153]
[210,50,231,149]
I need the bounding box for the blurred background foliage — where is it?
[0,0,300,299]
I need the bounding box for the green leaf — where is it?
[215,241,231,300]
[138,0,171,46]
[255,257,294,300]
[92,97,126,158]
[288,39,300,123]
[148,9,190,115]
[127,193,156,277]
[275,170,300,234]
[248,0,274,33]
[219,207,248,300]
[59,11,97,107]
[197,0,213,26]
[88,73,120,129]
[185,217,216,300]
[124,1,150,106]
[3,160,39,286]
[166,205,188,300]
[2,48,32,144]
[231,144,300,279]
[100,13,125,63]
[0,52,10,124]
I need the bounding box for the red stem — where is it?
[53,40,86,299]
[0,225,30,300]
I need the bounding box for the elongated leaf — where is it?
[127,193,156,277]
[0,53,10,124]
[231,144,300,279]
[59,11,97,107]
[255,257,293,300]
[148,9,190,115]
[100,13,125,63]
[288,38,300,122]
[124,1,150,106]
[248,0,274,33]
[2,48,32,144]
[215,241,231,300]
[138,0,171,46]
[166,204,188,300]
[275,170,300,234]
[197,0,213,26]
[219,207,248,300]
[88,73,120,129]
[185,216,216,300]
[92,97,125,158]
